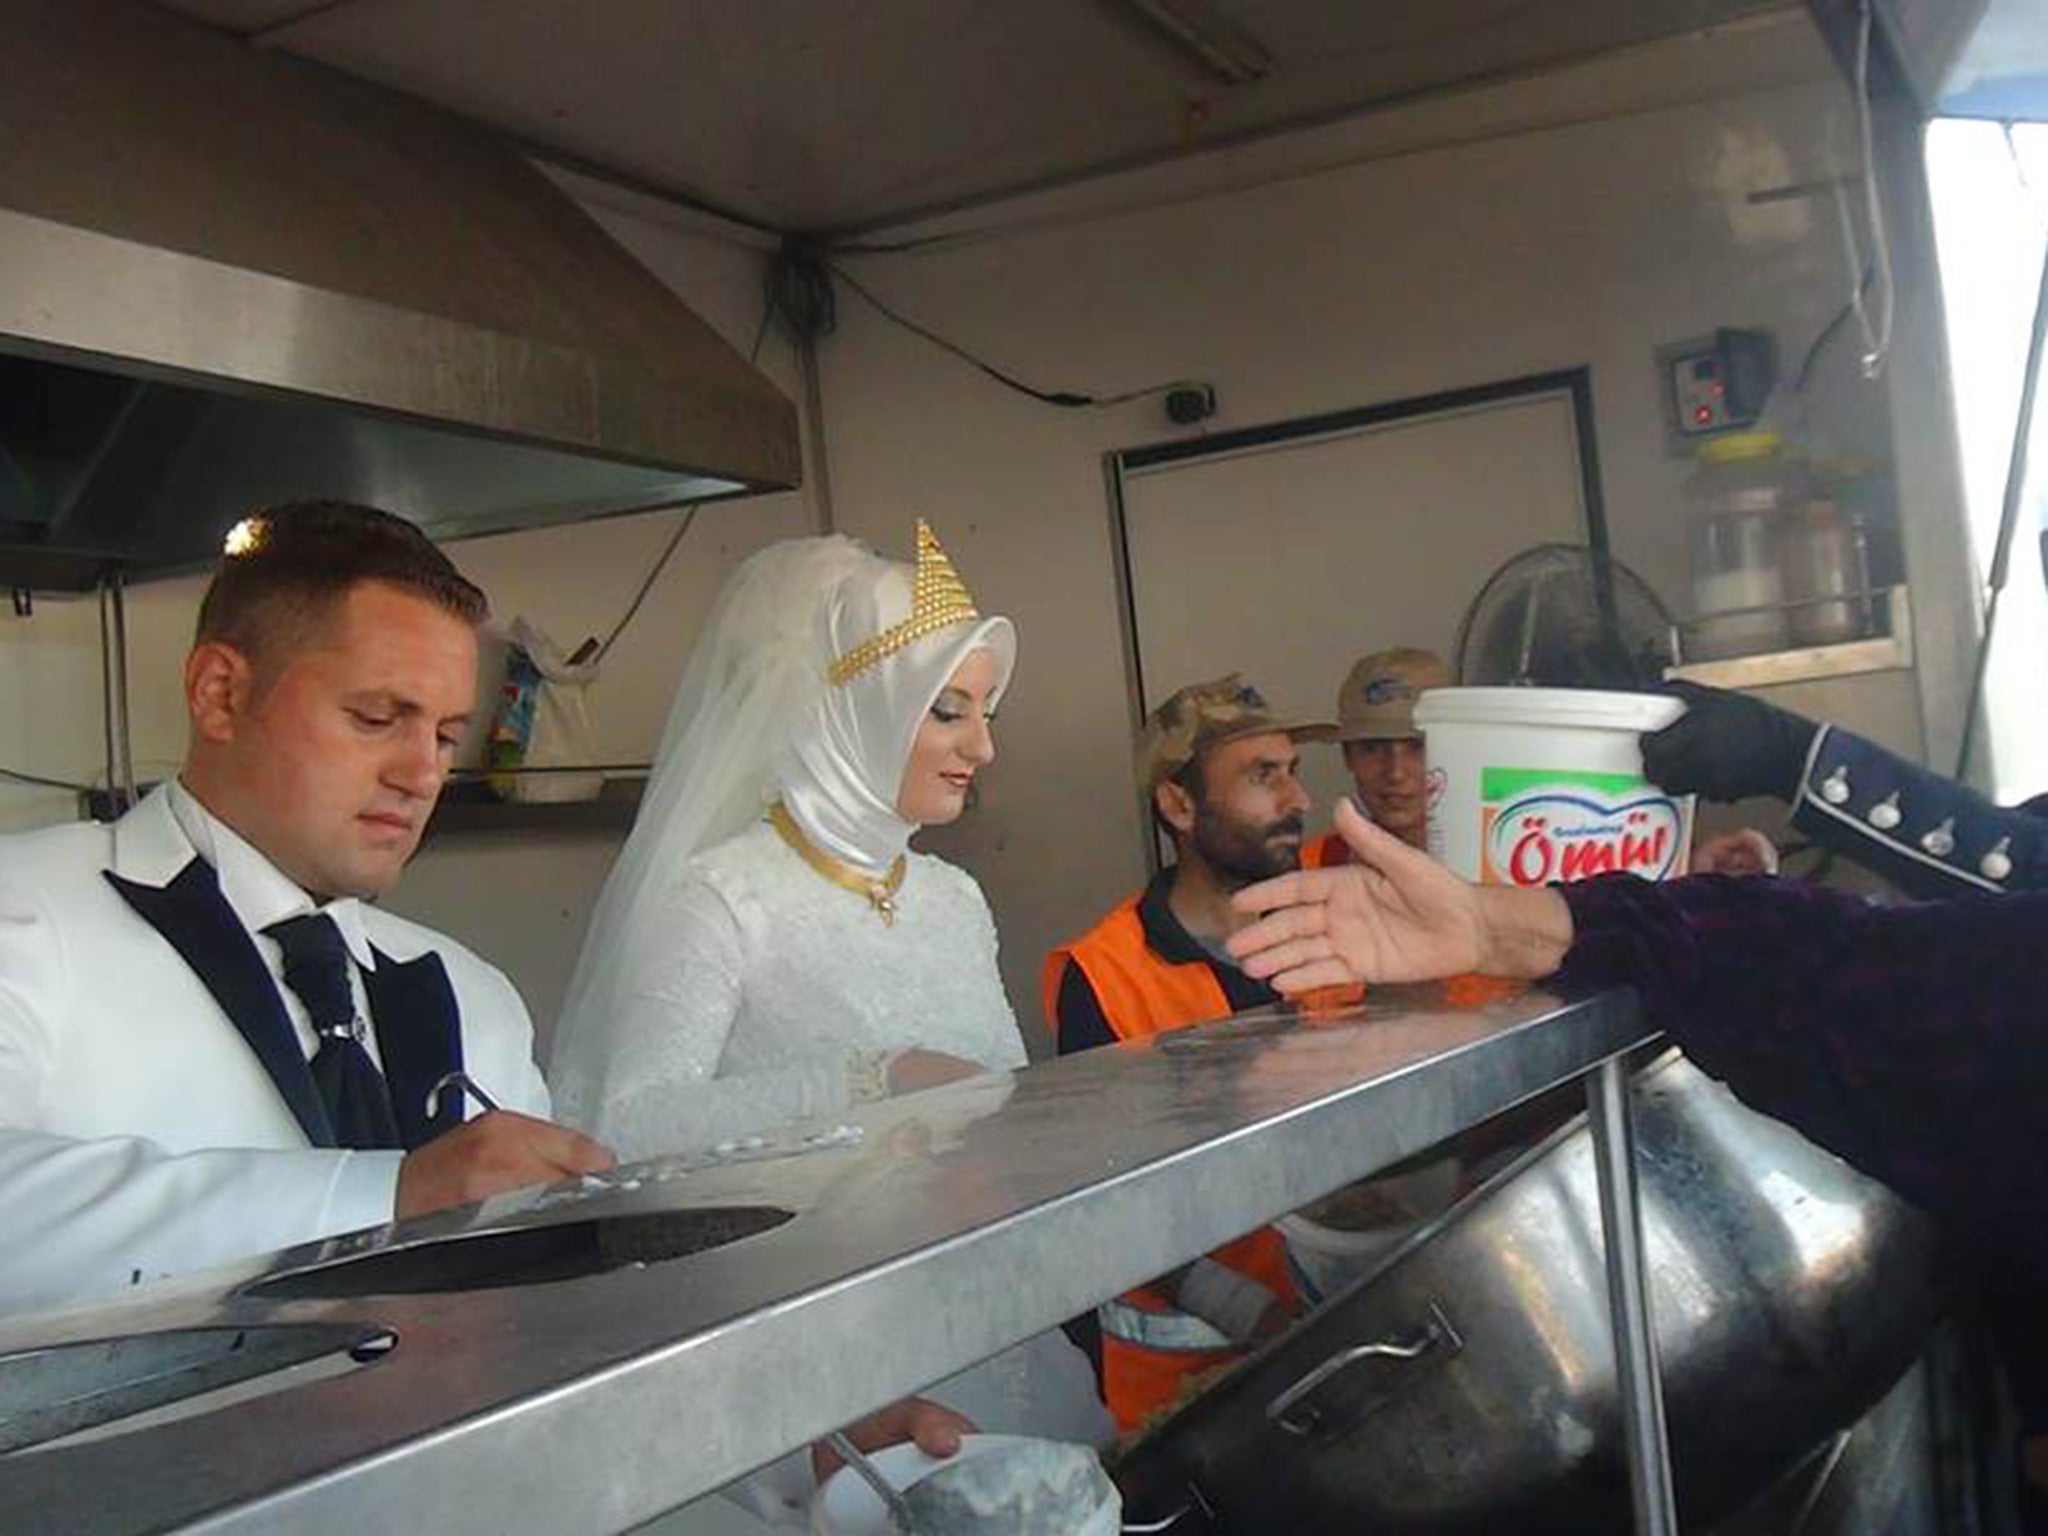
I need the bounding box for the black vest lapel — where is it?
[104,860,336,1148]
[363,947,465,1151]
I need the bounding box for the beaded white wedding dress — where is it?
[552,531,1111,1530]
[555,819,1026,1157]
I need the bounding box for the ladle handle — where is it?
[1264,1302,1460,1436]
[825,1431,919,1534]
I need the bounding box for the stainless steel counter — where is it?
[0,987,1653,1536]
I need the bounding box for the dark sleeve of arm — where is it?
[1551,873,2048,1249]
[1790,726,2048,897]
[1054,962,1118,1056]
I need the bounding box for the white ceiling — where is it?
[153,0,1794,234]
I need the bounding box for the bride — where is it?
[550,523,1111,1498]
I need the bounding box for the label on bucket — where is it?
[1478,767,1687,885]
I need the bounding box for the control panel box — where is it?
[1656,328,1776,454]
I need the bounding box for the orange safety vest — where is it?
[1302,830,1348,871]
[1044,897,1303,1433]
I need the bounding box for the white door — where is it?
[1115,383,1595,834]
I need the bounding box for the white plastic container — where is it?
[1279,1207,1422,1305]
[811,1435,1120,1536]
[1411,687,1693,885]
[1278,1156,1463,1303]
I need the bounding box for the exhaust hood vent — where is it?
[0,0,802,590]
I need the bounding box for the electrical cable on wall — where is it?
[830,258,1205,408]
[764,241,1204,411]
[1844,0,1896,380]
[1793,263,1875,393]
[0,766,93,793]
[570,276,765,666]
[594,503,702,661]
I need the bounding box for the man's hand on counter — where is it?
[394,1110,615,1219]
[886,1048,988,1095]
[811,1397,977,1483]
[1690,827,1780,877]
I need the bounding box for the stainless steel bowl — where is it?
[1116,1052,1943,1535]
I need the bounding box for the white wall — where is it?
[812,34,1897,1037]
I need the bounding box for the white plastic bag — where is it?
[492,618,604,804]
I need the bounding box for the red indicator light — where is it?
[1694,405,1713,425]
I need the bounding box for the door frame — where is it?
[1102,366,1609,869]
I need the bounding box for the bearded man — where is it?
[1043,674,1334,1431]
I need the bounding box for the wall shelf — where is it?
[424,776,645,837]
[1666,585,1914,690]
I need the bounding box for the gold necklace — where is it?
[768,803,906,926]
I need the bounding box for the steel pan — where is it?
[1115,1052,1943,1535]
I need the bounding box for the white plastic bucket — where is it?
[1278,1157,1462,1303]
[1411,687,1693,886]
[810,1435,1120,1536]
[1278,1212,1414,1305]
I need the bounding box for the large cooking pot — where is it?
[1115,1052,1943,1535]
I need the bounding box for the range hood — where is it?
[0,0,801,591]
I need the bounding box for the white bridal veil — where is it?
[549,531,1014,1127]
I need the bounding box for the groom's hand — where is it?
[396,1110,614,1218]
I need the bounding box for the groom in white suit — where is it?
[0,501,974,1504]
[0,502,615,1317]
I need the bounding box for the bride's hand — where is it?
[886,1049,986,1095]
[811,1396,974,1483]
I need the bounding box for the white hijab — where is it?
[550,532,1015,1101]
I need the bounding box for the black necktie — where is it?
[264,912,401,1150]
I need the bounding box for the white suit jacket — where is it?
[0,786,548,1317]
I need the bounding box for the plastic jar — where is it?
[1781,494,1870,646]
[1683,431,1811,660]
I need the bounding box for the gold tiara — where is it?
[828,520,982,686]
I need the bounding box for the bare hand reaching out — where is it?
[1226,801,1574,990]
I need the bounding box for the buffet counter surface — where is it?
[0,986,1654,1536]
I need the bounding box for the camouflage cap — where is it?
[1139,673,1337,791]
[1336,647,1452,742]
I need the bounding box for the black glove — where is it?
[1641,681,1819,803]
